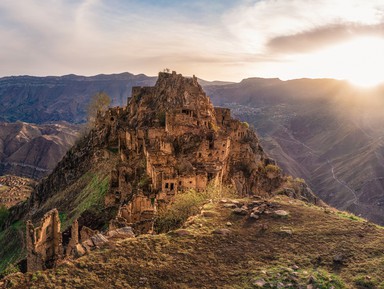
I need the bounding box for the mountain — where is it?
[204,78,384,224]
[0,72,314,276]
[0,73,157,124]
[0,122,79,179]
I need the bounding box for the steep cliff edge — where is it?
[0,71,317,273]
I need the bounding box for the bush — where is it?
[155,189,206,233]
[0,205,9,227]
[1,263,19,277]
[265,164,281,174]
[241,121,249,128]
[138,175,151,189]
[354,275,378,289]
[156,111,166,126]
[155,184,235,233]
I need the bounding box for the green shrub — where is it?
[354,275,378,289]
[155,184,234,233]
[1,263,19,277]
[155,189,206,233]
[138,175,151,189]
[265,164,281,174]
[0,205,9,227]
[241,121,249,128]
[156,111,166,126]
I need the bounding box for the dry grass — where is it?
[3,196,384,288]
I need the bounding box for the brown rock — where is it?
[233,208,248,215]
[274,210,290,217]
[212,228,231,235]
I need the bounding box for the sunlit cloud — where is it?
[267,23,384,54]
[0,0,384,84]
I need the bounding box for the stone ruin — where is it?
[26,209,62,272]
[26,210,135,272]
[96,71,291,234]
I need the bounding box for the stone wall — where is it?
[26,209,62,272]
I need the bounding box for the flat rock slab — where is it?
[223,203,238,209]
[274,210,290,217]
[91,234,109,247]
[108,227,135,239]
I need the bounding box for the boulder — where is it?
[250,213,259,220]
[91,234,109,247]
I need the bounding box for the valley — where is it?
[205,79,384,224]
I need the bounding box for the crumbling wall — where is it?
[26,209,62,272]
[118,193,156,233]
[66,219,83,258]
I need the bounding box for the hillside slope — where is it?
[0,122,79,179]
[2,196,384,289]
[205,79,384,224]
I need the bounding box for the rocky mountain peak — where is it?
[125,71,215,129]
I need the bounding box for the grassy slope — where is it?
[0,152,117,273]
[3,196,384,289]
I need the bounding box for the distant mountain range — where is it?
[0,73,157,123]
[0,72,383,224]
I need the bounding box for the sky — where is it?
[1,0,384,86]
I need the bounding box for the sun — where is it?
[291,36,384,87]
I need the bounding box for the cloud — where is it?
[223,0,384,53]
[267,23,384,54]
[1,0,384,81]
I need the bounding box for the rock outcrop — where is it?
[94,71,318,233]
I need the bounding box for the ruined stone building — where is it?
[26,209,62,272]
[96,71,286,233]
